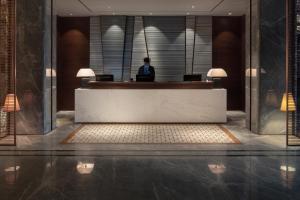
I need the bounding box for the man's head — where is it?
[144,57,150,64]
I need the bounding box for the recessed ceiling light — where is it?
[187,12,190,15]
[228,12,232,16]
[149,12,153,15]
[107,6,111,9]
[69,13,73,16]
[112,12,116,15]
[191,5,195,9]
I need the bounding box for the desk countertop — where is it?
[87,81,213,89]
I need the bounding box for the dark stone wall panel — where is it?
[212,16,246,111]
[57,17,90,111]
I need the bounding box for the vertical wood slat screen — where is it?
[296,0,300,139]
[0,0,16,145]
[287,0,300,145]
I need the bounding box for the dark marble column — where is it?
[246,0,260,133]
[259,0,286,134]
[16,0,54,135]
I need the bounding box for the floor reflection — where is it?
[77,162,95,175]
[4,165,20,185]
[208,164,226,175]
[0,155,299,200]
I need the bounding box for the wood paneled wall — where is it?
[57,17,90,111]
[212,16,246,111]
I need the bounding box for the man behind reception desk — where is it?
[137,57,155,82]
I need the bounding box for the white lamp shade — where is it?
[207,68,228,78]
[76,68,95,78]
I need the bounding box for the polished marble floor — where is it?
[0,112,300,199]
[1,155,300,200]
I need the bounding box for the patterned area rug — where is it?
[63,124,240,144]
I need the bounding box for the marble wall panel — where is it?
[246,0,260,133]
[16,0,53,135]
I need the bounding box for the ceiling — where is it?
[55,0,249,16]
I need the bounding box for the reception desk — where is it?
[75,82,227,123]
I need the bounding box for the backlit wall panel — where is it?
[90,16,213,82]
[193,16,212,79]
[90,17,104,74]
[101,16,126,81]
[144,16,186,81]
[131,16,149,80]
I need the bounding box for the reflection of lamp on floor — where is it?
[280,93,296,112]
[76,68,95,88]
[4,165,20,185]
[208,164,226,175]
[76,162,95,175]
[207,68,228,88]
[280,165,296,189]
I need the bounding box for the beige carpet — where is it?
[63,124,240,144]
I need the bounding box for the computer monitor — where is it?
[136,75,154,82]
[184,74,202,82]
[96,74,114,82]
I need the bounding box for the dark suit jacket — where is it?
[138,65,155,81]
